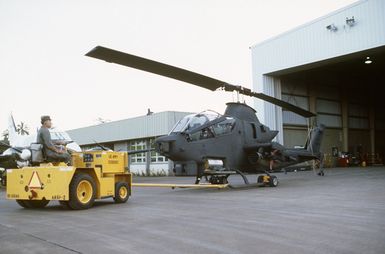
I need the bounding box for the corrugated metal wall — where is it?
[67,111,192,145]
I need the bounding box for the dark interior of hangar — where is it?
[275,46,385,165]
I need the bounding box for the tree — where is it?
[2,130,9,142]
[16,122,29,135]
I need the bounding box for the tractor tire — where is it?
[28,200,50,208]
[68,173,96,210]
[16,199,50,208]
[16,200,32,208]
[114,182,130,203]
[269,175,279,187]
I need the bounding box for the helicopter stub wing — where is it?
[86,46,315,118]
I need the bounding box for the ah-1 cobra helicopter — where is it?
[86,46,325,187]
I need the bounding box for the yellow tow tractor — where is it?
[6,148,132,210]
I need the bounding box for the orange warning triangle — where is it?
[28,171,42,189]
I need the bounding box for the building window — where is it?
[129,140,147,163]
[150,138,168,163]
[128,138,168,163]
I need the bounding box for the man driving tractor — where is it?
[37,115,71,164]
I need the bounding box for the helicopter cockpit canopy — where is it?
[170,111,221,134]
[170,111,236,140]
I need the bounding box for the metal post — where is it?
[369,105,376,154]
[341,90,349,152]
[145,139,151,176]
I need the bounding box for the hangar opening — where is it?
[272,46,385,165]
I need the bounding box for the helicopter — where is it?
[86,46,325,186]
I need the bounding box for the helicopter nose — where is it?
[156,141,169,153]
[155,136,175,154]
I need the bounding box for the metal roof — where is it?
[67,111,192,145]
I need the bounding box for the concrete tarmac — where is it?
[1,167,385,254]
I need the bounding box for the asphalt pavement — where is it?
[1,167,385,254]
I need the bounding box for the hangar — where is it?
[67,111,191,175]
[251,0,385,165]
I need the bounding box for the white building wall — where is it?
[113,142,127,151]
[130,163,170,175]
[129,164,147,175]
[251,0,385,143]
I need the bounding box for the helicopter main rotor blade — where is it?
[222,84,316,118]
[86,46,225,91]
[86,46,316,118]
[254,93,315,117]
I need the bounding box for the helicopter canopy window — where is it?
[188,117,236,142]
[170,114,194,133]
[170,111,220,134]
[212,117,236,136]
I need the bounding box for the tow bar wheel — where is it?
[68,173,96,210]
[114,182,130,203]
[269,175,279,187]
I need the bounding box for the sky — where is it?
[0,0,357,134]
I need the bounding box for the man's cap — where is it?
[41,115,52,123]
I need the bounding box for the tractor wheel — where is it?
[114,182,130,203]
[68,173,96,210]
[269,175,279,187]
[27,200,50,208]
[16,200,32,208]
[16,199,50,208]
